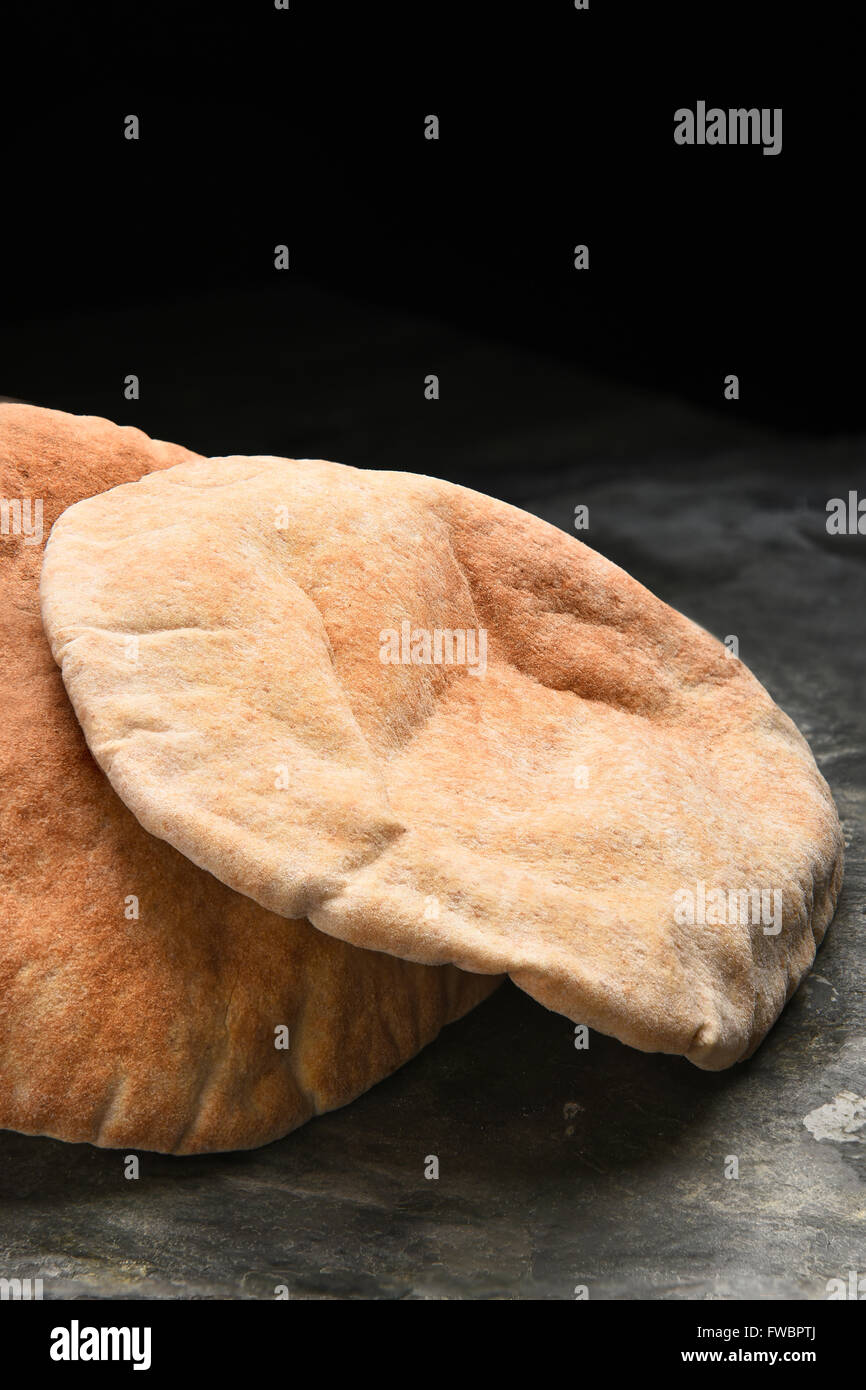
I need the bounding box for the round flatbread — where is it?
[1,408,496,1154]
[41,453,843,1071]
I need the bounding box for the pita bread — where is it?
[1,407,497,1155]
[41,453,844,1071]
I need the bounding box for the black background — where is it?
[3,2,862,470]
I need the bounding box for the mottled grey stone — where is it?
[0,292,862,1300]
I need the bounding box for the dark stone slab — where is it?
[1,289,862,1300]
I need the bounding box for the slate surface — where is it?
[1,286,863,1299]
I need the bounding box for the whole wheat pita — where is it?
[41,453,844,1070]
[1,408,497,1154]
